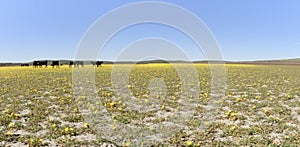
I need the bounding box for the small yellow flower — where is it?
[231,116,237,121]
[6,131,11,135]
[225,110,232,115]
[110,102,115,107]
[84,122,89,128]
[125,140,131,146]
[65,127,69,132]
[252,106,256,109]
[39,139,43,142]
[230,112,236,117]
[186,140,193,146]
[203,122,209,126]
[52,124,56,128]
[70,128,74,131]
[149,126,154,131]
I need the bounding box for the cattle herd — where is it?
[21,60,103,67]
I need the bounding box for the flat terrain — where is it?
[0,64,299,146]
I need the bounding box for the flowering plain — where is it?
[0,64,299,146]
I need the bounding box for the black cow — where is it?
[33,60,48,68]
[69,61,74,67]
[51,61,60,68]
[21,64,29,67]
[96,61,103,67]
[91,61,103,67]
[33,61,38,67]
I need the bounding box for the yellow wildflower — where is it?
[84,122,89,128]
[186,140,193,146]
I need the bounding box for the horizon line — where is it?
[0,57,299,64]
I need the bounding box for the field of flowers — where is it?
[0,64,299,146]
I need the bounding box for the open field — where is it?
[0,64,299,146]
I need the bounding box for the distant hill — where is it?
[224,58,300,66]
[254,58,300,63]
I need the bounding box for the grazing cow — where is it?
[69,61,74,67]
[51,61,60,68]
[33,60,48,68]
[32,61,39,67]
[96,61,103,67]
[40,61,48,67]
[33,61,38,67]
[21,64,29,67]
[91,61,103,67]
[75,61,84,67]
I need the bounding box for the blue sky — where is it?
[0,0,299,62]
